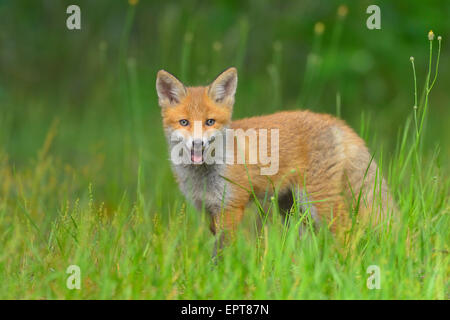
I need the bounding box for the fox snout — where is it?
[191,139,205,164]
[170,127,220,165]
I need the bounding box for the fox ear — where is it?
[156,70,187,107]
[208,67,238,106]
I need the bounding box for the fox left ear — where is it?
[208,67,238,106]
[156,70,187,107]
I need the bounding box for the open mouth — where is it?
[190,148,204,164]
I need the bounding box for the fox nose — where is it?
[192,139,203,149]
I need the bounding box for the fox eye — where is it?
[205,119,215,126]
[179,119,189,126]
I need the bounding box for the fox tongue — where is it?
[191,150,203,164]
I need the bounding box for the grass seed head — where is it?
[314,22,325,35]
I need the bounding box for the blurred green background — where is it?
[0,0,448,210]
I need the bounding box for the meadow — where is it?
[0,1,448,299]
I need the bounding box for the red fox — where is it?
[156,67,395,248]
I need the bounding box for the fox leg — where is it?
[308,192,348,233]
[302,175,349,233]
[209,206,245,259]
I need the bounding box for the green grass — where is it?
[0,1,448,299]
[0,123,447,299]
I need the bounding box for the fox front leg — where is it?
[209,207,245,261]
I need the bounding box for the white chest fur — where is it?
[172,163,230,215]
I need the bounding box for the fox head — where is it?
[156,67,238,165]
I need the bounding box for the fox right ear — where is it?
[156,70,187,107]
[208,67,238,106]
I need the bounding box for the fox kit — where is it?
[156,67,395,248]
